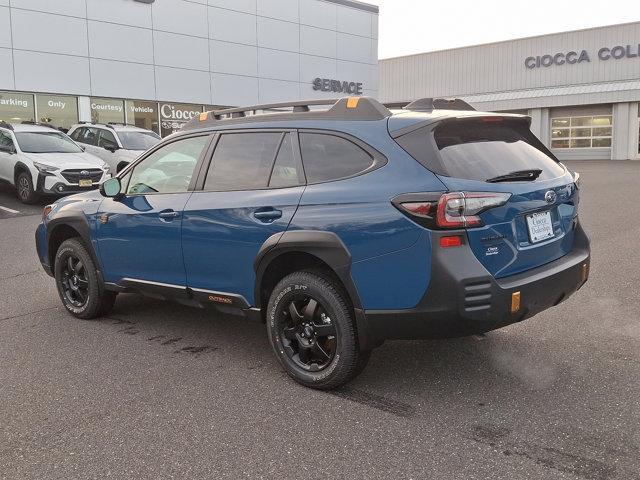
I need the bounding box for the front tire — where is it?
[267,271,370,390]
[54,238,116,319]
[16,171,39,204]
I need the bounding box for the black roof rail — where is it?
[0,120,14,130]
[183,97,392,130]
[21,120,57,129]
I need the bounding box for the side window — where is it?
[127,135,210,195]
[81,127,99,146]
[269,134,300,188]
[69,128,83,142]
[98,129,118,150]
[204,132,282,191]
[300,133,374,183]
[0,131,14,149]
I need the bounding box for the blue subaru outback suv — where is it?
[36,97,590,389]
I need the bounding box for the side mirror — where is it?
[105,144,119,153]
[100,177,122,198]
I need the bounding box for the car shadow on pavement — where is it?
[103,292,576,399]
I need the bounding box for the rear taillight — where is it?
[394,191,511,229]
[436,192,511,228]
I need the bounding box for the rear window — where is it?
[399,119,565,182]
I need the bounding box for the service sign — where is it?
[313,78,364,95]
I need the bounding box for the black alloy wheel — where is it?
[54,238,117,319]
[280,295,337,371]
[60,255,89,308]
[267,271,370,390]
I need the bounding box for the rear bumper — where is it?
[364,222,590,340]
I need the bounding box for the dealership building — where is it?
[0,0,378,136]
[380,22,640,161]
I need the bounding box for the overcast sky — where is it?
[369,0,639,59]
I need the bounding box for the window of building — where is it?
[299,133,374,183]
[35,94,78,132]
[90,98,125,125]
[127,135,210,195]
[204,133,282,191]
[125,100,159,134]
[0,92,35,124]
[159,103,203,137]
[551,116,613,149]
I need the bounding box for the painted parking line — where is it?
[0,205,20,214]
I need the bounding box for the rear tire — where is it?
[16,171,39,204]
[266,271,369,390]
[54,238,116,320]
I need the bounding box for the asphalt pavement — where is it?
[0,161,638,480]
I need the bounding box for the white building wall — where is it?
[0,0,379,105]
[379,21,640,160]
[379,22,640,106]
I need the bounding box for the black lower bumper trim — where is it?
[364,222,591,340]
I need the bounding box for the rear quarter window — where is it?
[397,119,565,182]
[299,133,376,183]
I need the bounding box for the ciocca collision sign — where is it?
[525,44,640,69]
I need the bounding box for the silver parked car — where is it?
[68,123,161,174]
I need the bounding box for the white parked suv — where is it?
[68,123,161,174]
[0,121,110,204]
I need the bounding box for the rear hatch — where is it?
[398,115,579,278]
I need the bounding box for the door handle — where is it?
[253,208,282,222]
[159,210,179,220]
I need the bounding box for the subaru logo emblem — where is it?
[80,170,89,176]
[545,190,557,204]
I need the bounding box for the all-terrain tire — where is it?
[54,238,117,320]
[267,271,370,390]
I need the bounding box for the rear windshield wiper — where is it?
[486,169,542,183]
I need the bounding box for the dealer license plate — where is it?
[79,179,93,187]
[526,211,554,243]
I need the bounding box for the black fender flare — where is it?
[46,214,105,285]
[254,230,377,351]
[13,161,30,182]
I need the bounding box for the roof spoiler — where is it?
[384,98,476,112]
[183,97,392,130]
